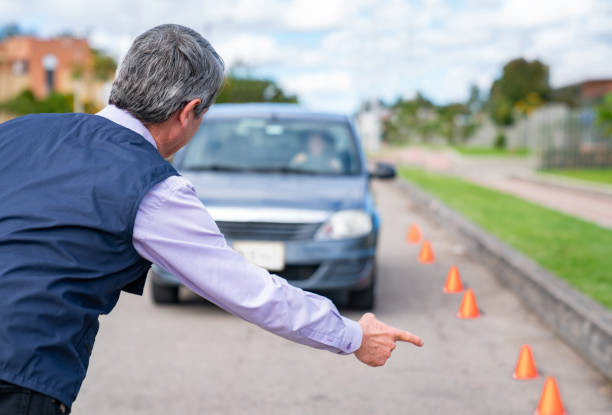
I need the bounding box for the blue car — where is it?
[150,103,395,309]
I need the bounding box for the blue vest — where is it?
[0,113,178,407]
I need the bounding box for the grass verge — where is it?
[374,144,530,157]
[399,166,612,309]
[540,168,612,186]
[453,146,530,157]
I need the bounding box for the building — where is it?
[0,35,109,112]
[355,99,390,152]
[552,79,612,107]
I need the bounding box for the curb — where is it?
[396,179,612,380]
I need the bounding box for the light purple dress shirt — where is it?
[96,105,362,355]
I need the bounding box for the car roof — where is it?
[206,103,350,122]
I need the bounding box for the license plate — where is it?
[232,241,285,271]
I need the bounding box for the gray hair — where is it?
[109,24,225,124]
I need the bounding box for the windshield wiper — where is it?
[248,166,332,175]
[187,165,337,175]
[187,164,250,172]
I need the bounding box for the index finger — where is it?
[393,329,424,347]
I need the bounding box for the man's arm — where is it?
[133,176,422,362]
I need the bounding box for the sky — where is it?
[2,0,611,113]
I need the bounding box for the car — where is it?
[150,103,395,309]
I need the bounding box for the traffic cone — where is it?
[418,240,435,263]
[443,266,463,293]
[535,376,565,415]
[457,288,479,318]
[406,224,421,244]
[513,344,538,379]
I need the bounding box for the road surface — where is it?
[73,180,612,414]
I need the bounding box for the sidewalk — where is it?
[376,146,612,229]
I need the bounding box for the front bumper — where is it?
[151,233,377,292]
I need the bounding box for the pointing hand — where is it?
[354,313,423,367]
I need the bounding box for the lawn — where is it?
[453,146,531,157]
[372,144,531,158]
[399,166,612,309]
[540,168,612,186]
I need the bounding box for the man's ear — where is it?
[178,99,202,127]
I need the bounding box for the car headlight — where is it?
[315,209,373,240]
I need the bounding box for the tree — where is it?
[92,49,117,81]
[382,91,473,144]
[460,84,483,141]
[488,58,551,125]
[436,103,468,144]
[466,84,483,114]
[596,93,612,138]
[382,92,433,144]
[216,64,297,104]
[488,88,514,126]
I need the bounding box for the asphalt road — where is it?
[73,180,612,414]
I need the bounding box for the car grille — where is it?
[216,221,322,241]
[327,258,370,276]
[274,258,371,282]
[276,265,320,281]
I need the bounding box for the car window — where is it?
[180,117,362,175]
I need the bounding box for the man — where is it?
[290,130,343,173]
[0,24,422,414]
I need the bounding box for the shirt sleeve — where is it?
[132,175,362,354]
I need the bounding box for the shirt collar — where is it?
[96,105,158,150]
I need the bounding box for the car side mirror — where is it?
[369,162,396,180]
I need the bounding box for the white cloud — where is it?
[282,71,352,94]
[550,42,612,86]
[282,0,348,31]
[216,34,281,66]
[500,0,595,28]
[1,0,611,112]
[279,71,357,112]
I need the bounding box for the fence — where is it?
[538,107,612,169]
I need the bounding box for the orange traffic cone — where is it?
[535,376,565,415]
[418,240,435,263]
[406,224,422,244]
[457,288,479,318]
[443,266,463,293]
[513,344,538,379]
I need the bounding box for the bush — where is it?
[0,89,73,115]
[596,93,612,137]
[494,132,507,149]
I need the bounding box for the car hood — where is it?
[183,171,367,214]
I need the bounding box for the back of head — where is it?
[109,24,225,124]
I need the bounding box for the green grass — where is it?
[453,146,531,157]
[541,168,612,186]
[399,166,612,309]
[376,143,531,157]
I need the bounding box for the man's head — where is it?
[304,131,334,156]
[109,24,225,157]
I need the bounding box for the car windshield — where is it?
[179,117,362,175]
